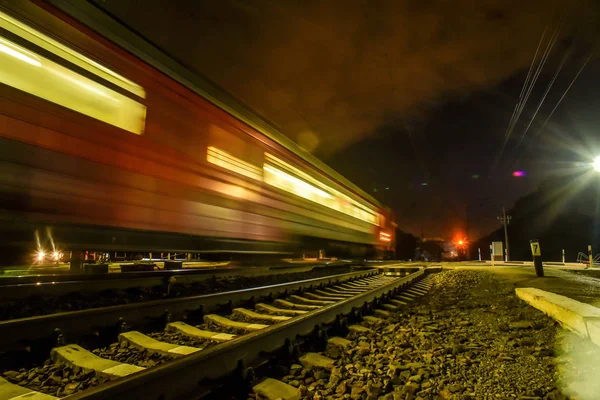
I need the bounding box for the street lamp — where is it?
[593,156,600,172]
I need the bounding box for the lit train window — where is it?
[264,153,379,225]
[0,11,146,135]
[207,147,262,181]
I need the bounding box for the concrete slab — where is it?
[396,295,415,302]
[167,321,236,342]
[119,331,201,357]
[399,293,416,299]
[363,315,384,324]
[374,309,392,318]
[51,344,144,379]
[407,288,427,296]
[204,314,268,332]
[255,303,308,316]
[303,292,346,301]
[273,299,321,310]
[348,325,372,333]
[330,286,362,293]
[0,377,57,400]
[289,295,334,305]
[515,288,600,338]
[316,288,354,296]
[315,289,352,297]
[389,299,407,306]
[327,336,352,349]
[414,284,431,290]
[299,353,335,370]
[253,378,300,400]
[233,308,291,322]
[382,303,399,311]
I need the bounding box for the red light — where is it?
[512,170,525,177]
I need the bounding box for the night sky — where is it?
[92,0,600,240]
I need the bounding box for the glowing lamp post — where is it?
[593,156,600,173]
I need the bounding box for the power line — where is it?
[514,46,572,149]
[520,50,594,155]
[491,15,562,173]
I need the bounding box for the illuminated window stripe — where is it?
[0,11,145,99]
[207,147,262,181]
[0,33,146,134]
[264,153,379,225]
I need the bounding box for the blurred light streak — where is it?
[0,10,145,98]
[512,170,526,177]
[0,37,40,66]
[0,12,146,134]
[207,146,262,181]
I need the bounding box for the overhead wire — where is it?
[490,7,565,174]
[520,49,594,155]
[514,44,572,149]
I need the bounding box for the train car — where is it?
[0,0,396,265]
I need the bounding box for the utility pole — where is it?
[497,206,511,262]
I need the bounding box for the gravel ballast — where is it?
[263,269,599,399]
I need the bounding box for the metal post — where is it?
[588,245,593,269]
[478,248,481,261]
[70,250,82,273]
[149,252,153,261]
[490,244,494,266]
[503,207,510,262]
[562,249,565,263]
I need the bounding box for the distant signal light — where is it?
[512,170,526,177]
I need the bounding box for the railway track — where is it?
[0,266,434,399]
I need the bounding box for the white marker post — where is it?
[530,240,543,277]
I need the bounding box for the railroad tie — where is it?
[119,331,201,357]
[0,377,58,400]
[203,314,268,332]
[363,315,384,325]
[316,288,353,296]
[51,344,144,379]
[348,325,372,333]
[255,303,307,316]
[289,295,334,305]
[302,292,347,301]
[374,309,392,318]
[166,321,236,342]
[253,378,300,400]
[233,308,291,323]
[273,299,320,310]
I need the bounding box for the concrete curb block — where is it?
[515,287,600,341]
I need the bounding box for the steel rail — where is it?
[0,261,359,299]
[0,268,377,351]
[66,269,425,400]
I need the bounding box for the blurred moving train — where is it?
[0,0,396,266]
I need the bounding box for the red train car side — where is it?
[0,1,395,264]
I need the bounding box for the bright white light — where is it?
[593,156,600,172]
[36,251,45,262]
[53,251,60,260]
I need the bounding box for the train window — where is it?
[264,153,379,225]
[0,11,146,134]
[207,147,262,181]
